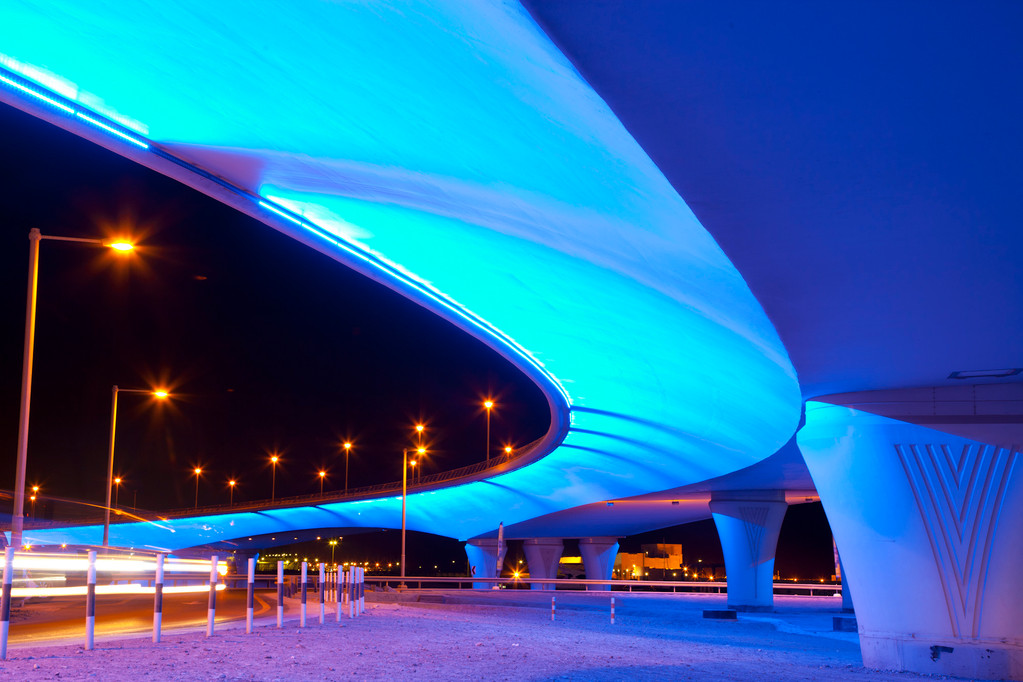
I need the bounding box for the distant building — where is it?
[613,543,684,579]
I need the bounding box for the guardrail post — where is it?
[300,561,307,628]
[85,550,96,650]
[153,553,164,643]
[610,596,615,625]
[276,561,284,628]
[551,595,556,621]
[245,558,255,633]
[318,563,326,624]
[1,547,13,659]
[207,555,218,637]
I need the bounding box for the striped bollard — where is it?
[206,555,218,637]
[610,596,615,625]
[335,569,342,623]
[300,562,308,628]
[153,553,165,643]
[245,558,255,634]
[85,550,97,650]
[276,561,284,628]
[359,566,365,615]
[348,566,354,619]
[1,547,14,659]
[318,563,326,624]
[551,595,556,622]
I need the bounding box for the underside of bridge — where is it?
[2,1,1019,678]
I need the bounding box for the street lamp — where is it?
[228,479,236,506]
[318,470,327,495]
[193,467,202,508]
[11,229,134,546]
[104,386,170,546]
[30,485,39,519]
[483,400,494,463]
[416,446,426,485]
[329,539,338,566]
[400,448,409,589]
[342,442,352,495]
[270,454,280,501]
[504,445,513,456]
[113,477,122,510]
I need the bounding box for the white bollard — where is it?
[86,550,97,650]
[277,560,284,628]
[348,566,354,619]
[153,553,165,643]
[319,563,326,624]
[610,596,615,625]
[300,561,307,628]
[207,555,218,637]
[359,566,365,615]
[336,569,342,623]
[1,547,14,659]
[245,558,255,634]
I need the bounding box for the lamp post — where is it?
[483,400,494,463]
[228,479,236,506]
[113,478,122,510]
[104,386,169,547]
[318,470,326,495]
[400,448,408,589]
[11,229,133,547]
[270,454,279,502]
[342,442,352,495]
[329,539,338,566]
[416,446,426,484]
[30,485,39,520]
[504,445,512,457]
[193,467,202,508]
[409,459,417,485]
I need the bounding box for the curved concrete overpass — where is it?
[2,1,799,550]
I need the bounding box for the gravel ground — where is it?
[0,592,955,681]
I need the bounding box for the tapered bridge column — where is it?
[709,490,788,612]
[523,538,563,590]
[579,537,618,591]
[465,538,506,590]
[799,399,1023,679]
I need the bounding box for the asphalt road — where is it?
[7,589,285,645]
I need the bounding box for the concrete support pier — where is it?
[709,489,788,612]
[799,397,1023,680]
[523,538,563,590]
[465,538,506,590]
[579,537,618,590]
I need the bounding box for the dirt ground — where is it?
[0,592,952,681]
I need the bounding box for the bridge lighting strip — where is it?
[0,65,570,409]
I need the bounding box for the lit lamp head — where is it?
[504,446,512,454]
[415,424,424,433]
[343,442,352,451]
[229,480,236,487]
[319,470,326,479]
[194,467,202,476]
[271,455,279,464]
[107,241,134,252]
[114,477,121,485]
[483,400,494,410]
[153,390,169,399]
[32,485,39,493]
[417,447,426,456]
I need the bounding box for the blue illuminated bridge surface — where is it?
[2,1,801,551]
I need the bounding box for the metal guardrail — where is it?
[358,575,843,596]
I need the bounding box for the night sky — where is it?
[0,101,834,580]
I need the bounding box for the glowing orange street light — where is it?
[12,230,136,547]
[193,467,203,508]
[104,386,170,546]
[483,400,495,464]
[228,479,237,506]
[341,442,353,495]
[270,454,280,501]
[113,477,122,510]
[504,445,513,455]
[107,241,134,251]
[318,469,327,495]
